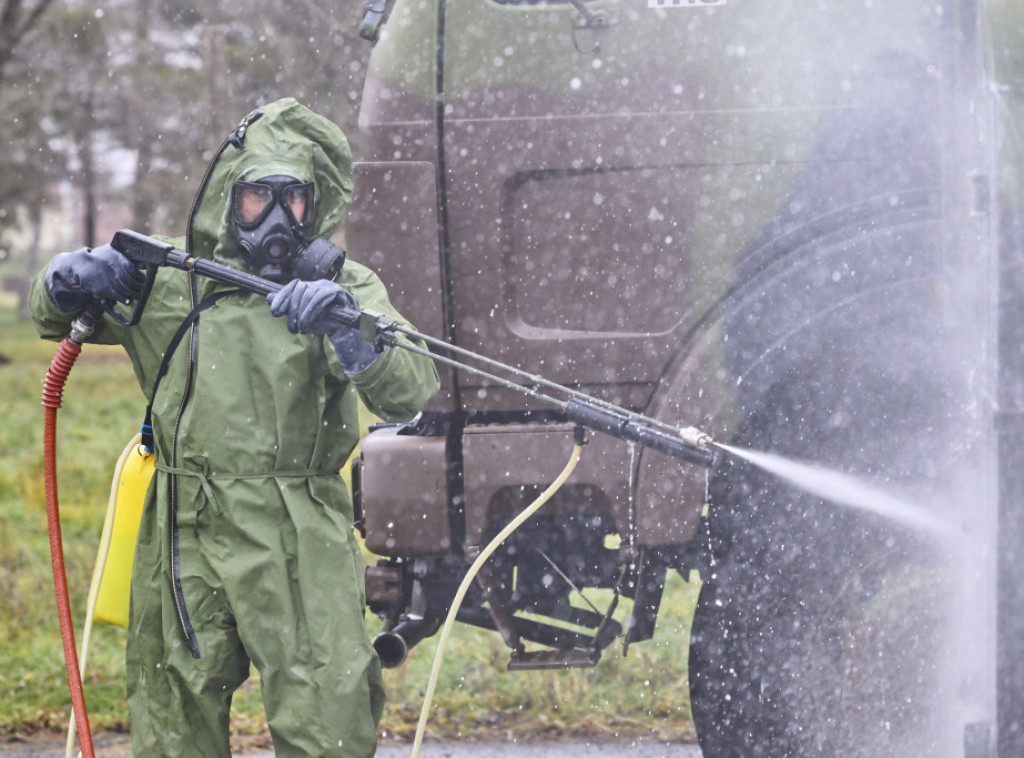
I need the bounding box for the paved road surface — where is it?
[376,741,702,757]
[0,736,702,757]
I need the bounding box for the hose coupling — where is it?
[69,316,96,345]
[69,304,102,345]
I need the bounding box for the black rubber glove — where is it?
[44,245,146,314]
[267,279,380,374]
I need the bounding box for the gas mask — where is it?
[232,174,318,282]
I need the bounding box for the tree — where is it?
[0,0,373,318]
[0,0,56,89]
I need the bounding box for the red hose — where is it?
[42,337,96,758]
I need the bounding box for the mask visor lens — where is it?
[233,182,274,228]
[283,183,314,227]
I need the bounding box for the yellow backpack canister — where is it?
[91,435,153,628]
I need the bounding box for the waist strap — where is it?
[156,463,340,517]
[155,463,339,479]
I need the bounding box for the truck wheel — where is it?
[688,441,951,758]
[688,568,775,758]
[687,455,823,758]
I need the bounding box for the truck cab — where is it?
[347,1,1003,754]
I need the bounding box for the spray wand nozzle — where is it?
[563,399,716,468]
[680,426,714,451]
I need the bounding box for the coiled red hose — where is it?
[42,337,96,758]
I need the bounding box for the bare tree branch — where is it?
[0,0,56,86]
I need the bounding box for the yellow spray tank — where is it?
[90,434,152,628]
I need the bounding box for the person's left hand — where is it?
[267,279,355,335]
[267,279,380,373]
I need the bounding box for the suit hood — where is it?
[187,97,354,267]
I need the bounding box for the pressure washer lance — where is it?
[108,228,717,467]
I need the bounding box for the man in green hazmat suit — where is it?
[30,98,440,757]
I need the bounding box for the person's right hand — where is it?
[45,244,146,313]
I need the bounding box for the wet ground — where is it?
[0,733,702,757]
[376,742,702,757]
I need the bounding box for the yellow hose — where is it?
[65,434,143,758]
[410,441,583,758]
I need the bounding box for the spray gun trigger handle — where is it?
[96,262,159,328]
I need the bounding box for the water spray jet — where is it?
[715,442,960,540]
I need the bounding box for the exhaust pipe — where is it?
[373,616,442,668]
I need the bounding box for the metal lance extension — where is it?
[42,309,101,758]
[108,229,718,465]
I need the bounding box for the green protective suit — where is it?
[31,98,440,757]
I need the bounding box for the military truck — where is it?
[346,1,1018,755]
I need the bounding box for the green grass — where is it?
[374,582,699,744]
[0,294,697,746]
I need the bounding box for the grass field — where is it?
[0,293,698,747]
